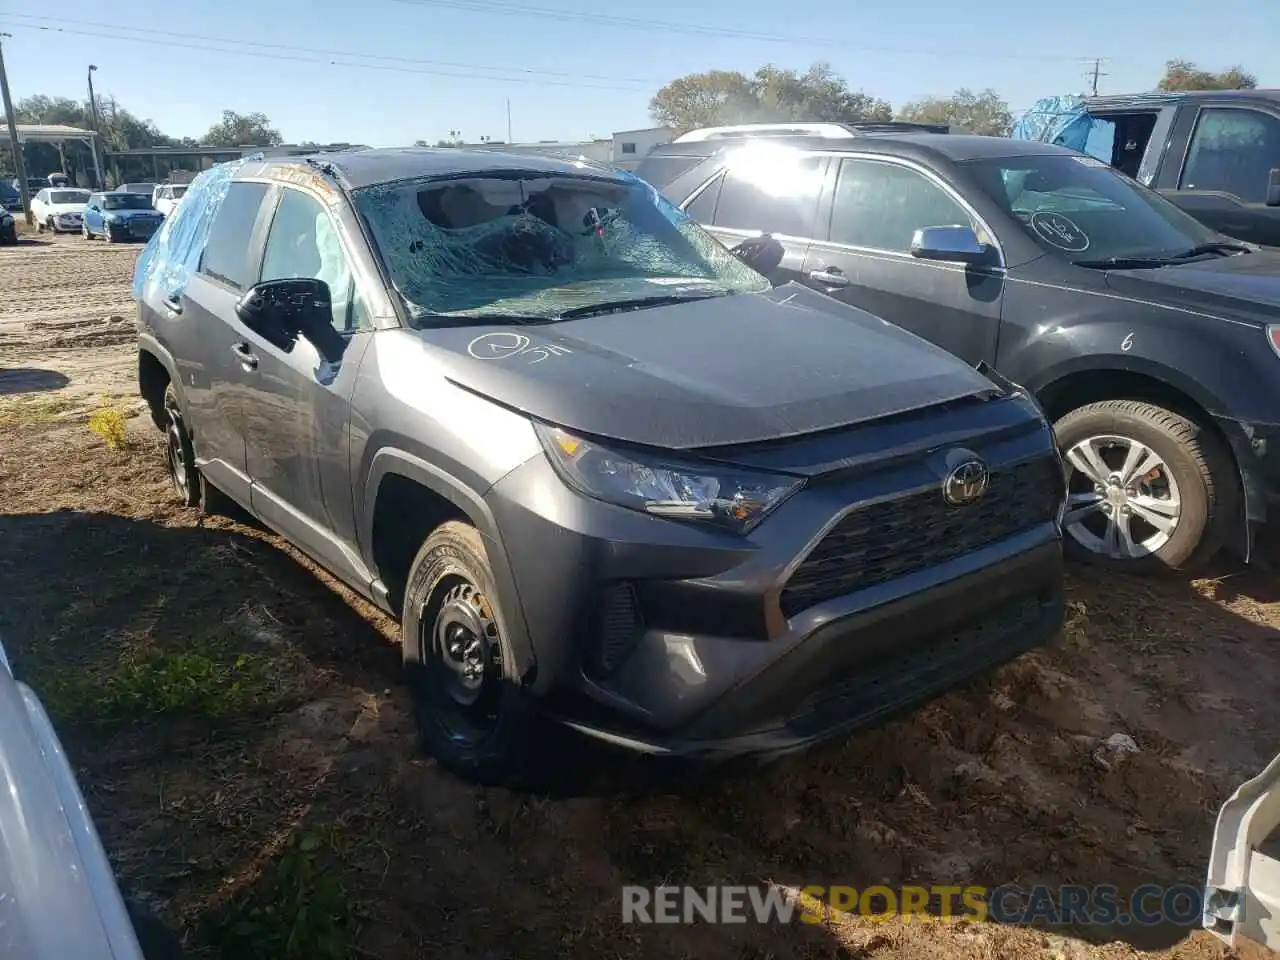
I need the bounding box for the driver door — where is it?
[241,184,374,581]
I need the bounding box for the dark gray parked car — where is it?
[132,148,1066,785]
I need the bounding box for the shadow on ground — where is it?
[0,367,71,395]
[0,490,1276,958]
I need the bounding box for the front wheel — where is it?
[82,221,93,240]
[1054,399,1238,573]
[401,521,542,786]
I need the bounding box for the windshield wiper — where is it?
[1074,240,1255,270]
[554,293,725,321]
[1173,240,1254,258]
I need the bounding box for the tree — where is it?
[1158,60,1257,92]
[202,110,283,147]
[650,63,891,134]
[896,88,1013,137]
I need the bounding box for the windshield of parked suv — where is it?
[102,193,154,211]
[964,154,1224,265]
[353,172,770,322]
[49,190,90,205]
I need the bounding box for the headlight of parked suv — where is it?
[535,423,803,534]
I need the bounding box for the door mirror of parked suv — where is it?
[729,233,785,276]
[235,278,344,362]
[910,225,990,265]
[1266,168,1280,207]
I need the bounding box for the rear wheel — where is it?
[81,221,93,239]
[401,521,542,786]
[1054,399,1238,573]
[163,384,200,508]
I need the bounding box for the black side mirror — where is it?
[1266,168,1280,207]
[234,278,345,362]
[729,233,785,275]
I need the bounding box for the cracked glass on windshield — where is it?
[965,154,1220,263]
[353,171,769,322]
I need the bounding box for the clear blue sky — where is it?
[1,0,1276,146]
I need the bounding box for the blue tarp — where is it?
[131,153,264,303]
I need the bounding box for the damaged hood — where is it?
[411,283,999,449]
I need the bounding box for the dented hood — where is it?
[413,283,999,449]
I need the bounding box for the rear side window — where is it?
[634,154,703,191]
[199,181,270,290]
[712,155,825,237]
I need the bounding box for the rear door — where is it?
[678,152,828,286]
[799,155,1004,366]
[1156,102,1280,246]
[170,179,274,506]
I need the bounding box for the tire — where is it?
[82,221,93,239]
[1054,399,1238,573]
[163,384,200,508]
[401,521,543,786]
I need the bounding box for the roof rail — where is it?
[672,122,857,142]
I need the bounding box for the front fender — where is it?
[358,447,538,687]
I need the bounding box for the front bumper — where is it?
[485,411,1064,759]
[105,218,162,240]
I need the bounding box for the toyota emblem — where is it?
[943,459,989,506]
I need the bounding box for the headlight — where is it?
[535,423,802,534]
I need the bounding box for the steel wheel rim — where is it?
[1062,433,1182,560]
[420,578,503,745]
[166,419,189,498]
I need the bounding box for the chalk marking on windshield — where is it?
[1121,332,1134,352]
[467,331,572,365]
[1030,212,1090,253]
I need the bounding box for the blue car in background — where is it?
[0,181,22,212]
[82,191,165,243]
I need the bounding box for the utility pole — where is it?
[1083,58,1109,97]
[87,64,104,188]
[506,98,513,144]
[0,33,33,226]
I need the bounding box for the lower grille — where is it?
[589,583,644,675]
[780,457,1061,617]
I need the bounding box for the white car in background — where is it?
[30,188,91,234]
[152,184,188,218]
[0,636,182,959]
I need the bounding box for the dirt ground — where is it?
[1,232,1277,960]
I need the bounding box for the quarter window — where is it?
[1181,108,1280,203]
[260,187,369,333]
[828,158,973,253]
[199,181,270,290]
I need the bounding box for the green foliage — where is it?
[38,646,267,724]
[1158,60,1258,92]
[650,62,892,134]
[202,110,284,147]
[896,88,1014,137]
[212,829,359,960]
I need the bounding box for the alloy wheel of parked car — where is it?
[401,522,538,786]
[81,221,92,240]
[1054,400,1237,572]
[163,385,200,507]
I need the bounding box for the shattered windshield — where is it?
[353,171,770,322]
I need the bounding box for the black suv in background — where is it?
[133,148,1065,784]
[638,129,1280,573]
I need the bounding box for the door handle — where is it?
[230,342,259,371]
[807,267,849,288]
[162,293,183,315]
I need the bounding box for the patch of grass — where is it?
[0,396,74,426]
[87,394,129,448]
[211,828,361,960]
[38,644,269,724]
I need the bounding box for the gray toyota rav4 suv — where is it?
[132,148,1066,785]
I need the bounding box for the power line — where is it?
[389,0,1098,63]
[0,19,657,92]
[2,12,660,85]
